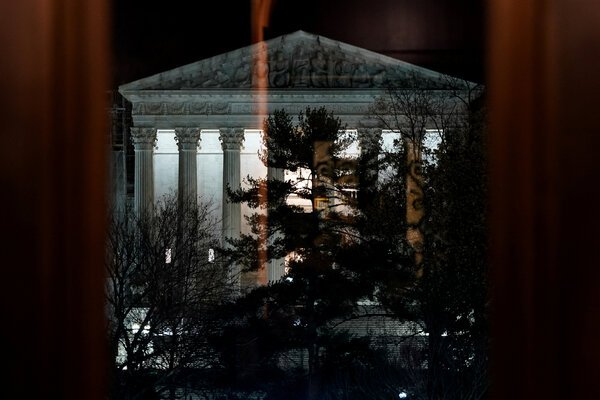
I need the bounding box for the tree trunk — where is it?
[426,318,445,400]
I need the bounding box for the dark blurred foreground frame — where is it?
[0,1,109,399]
[488,0,600,399]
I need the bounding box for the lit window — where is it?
[131,323,150,335]
[341,187,358,200]
[165,248,172,264]
[208,248,215,263]
[314,196,329,210]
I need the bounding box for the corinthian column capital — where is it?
[174,127,201,150]
[130,127,157,149]
[219,128,245,151]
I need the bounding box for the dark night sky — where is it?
[112,0,485,87]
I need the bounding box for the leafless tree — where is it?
[367,74,488,400]
[106,194,234,399]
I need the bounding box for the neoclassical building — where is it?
[115,30,465,286]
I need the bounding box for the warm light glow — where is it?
[251,1,274,287]
[251,0,274,44]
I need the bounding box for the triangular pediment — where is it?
[120,31,455,91]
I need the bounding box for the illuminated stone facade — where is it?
[117,31,464,287]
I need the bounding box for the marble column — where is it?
[219,128,245,241]
[357,128,382,176]
[267,166,285,282]
[357,127,382,207]
[220,128,244,291]
[175,127,201,207]
[130,127,157,215]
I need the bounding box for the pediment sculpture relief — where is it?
[169,42,406,90]
[122,32,454,92]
